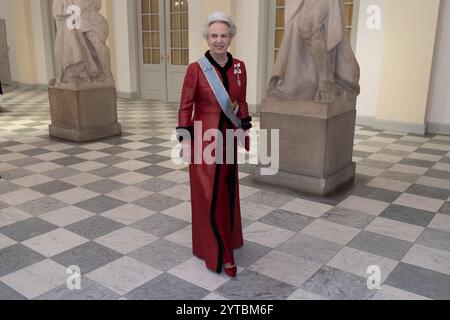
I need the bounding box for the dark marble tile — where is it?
[380,205,435,227]
[351,185,401,203]
[0,244,45,277]
[301,266,376,300]
[406,184,450,201]
[348,231,412,260]
[52,242,122,274]
[385,263,450,300]
[126,274,209,300]
[216,270,296,300]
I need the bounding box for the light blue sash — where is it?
[198,56,242,128]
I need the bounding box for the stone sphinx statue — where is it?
[51,0,113,88]
[267,0,360,103]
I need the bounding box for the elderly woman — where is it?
[176,12,252,277]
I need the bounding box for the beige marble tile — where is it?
[249,250,322,287]
[52,187,99,205]
[280,198,333,218]
[0,189,44,206]
[365,217,424,242]
[367,154,402,163]
[389,164,428,175]
[408,153,442,162]
[101,204,156,225]
[327,247,398,282]
[393,193,444,212]
[110,172,148,186]
[422,143,450,151]
[168,257,233,291]
[0,207,33,228]
[164,225,192,249]
[160,201,192,222]
[24,162,62,173]
[386,144,418,153]
[106,186,153,202]
[94,227,157,254]
[416,176,450,190]
[367,178,412,192]
[355,166,385,177]
[159,171,190,183]
[23,228,89,257]
[86,257,162,295]
[11,174,55,188]
[433,162,450,173]
[0,233,17,250]
[240,200,275,220]
[243,222,295,248]
[160,185,192,201]
[61,173,102,186]
[301,220,361,245]
[39,206,94,227]
[77,151,110,160]
[428,214,450,232]
[0,260,68,299]
[402,244,450,276]
[69,161,107,172]
[338,196,389,216]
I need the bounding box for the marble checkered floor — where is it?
[0,87,449,300]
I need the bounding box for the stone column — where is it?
[48,82,121,142]
[254,96,357,196]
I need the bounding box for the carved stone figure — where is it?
[267,0,360,103]
[51,0,113,87]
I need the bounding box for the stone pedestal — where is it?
[48,85,121,142]
[254,96,357,196]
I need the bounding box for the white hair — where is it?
[202,11,237,39]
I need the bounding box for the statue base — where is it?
[254,96,357,196]
[48,85,122,142]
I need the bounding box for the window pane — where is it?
[344,4,353,27]
[141,0,150,14]
[275,30,284,49]
[152,49,160,65]
[171,31,180,48]
[142,32,151,47]
[275,8,284,28]
[271,1,354,62]
[142,15,151,31]
[150,0,158,13]
[180,0,188,12]
[181,49,189,65]
[170,0,180,13]
[181,31,188,48]
[181,13,188,30]
[143,49,152,64]
[172,49,181,65]
[151,15,159,30]
[151,32,159,48]
[171,13,180,30]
